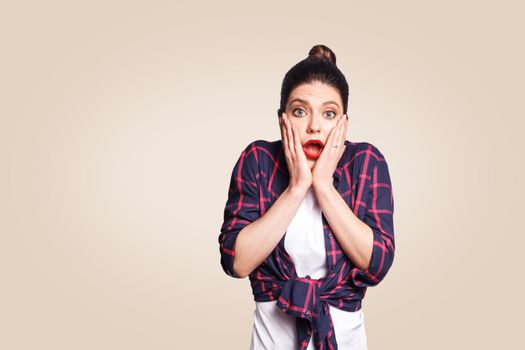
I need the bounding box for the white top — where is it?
[250,187,368,350]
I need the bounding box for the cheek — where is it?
[291,122,306,138]
[327,122,338,133]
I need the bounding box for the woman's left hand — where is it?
[311,114,348,189]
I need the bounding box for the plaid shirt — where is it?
[219,139,395,350]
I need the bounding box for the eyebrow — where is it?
[288,98,340,107]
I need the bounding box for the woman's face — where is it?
[284,81,346,169]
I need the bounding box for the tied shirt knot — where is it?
[276,275,339,349]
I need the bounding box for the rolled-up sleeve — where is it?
[218,141,261,278]
[353,148,395,287]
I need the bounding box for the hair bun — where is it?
[308,44,337,65]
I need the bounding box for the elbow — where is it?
[221,227,255,279]
[357,232,395,287]
[219,252,249,279]
[380,236,396,278]
[219,230,246,279]
[376,254,395,285]
[232,258,249,279]
[370,245,395,286]
[358,264,393,288]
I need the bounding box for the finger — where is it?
[292,125,305,160]
[338,114,346,146]
[338,114,348,156]
[281,113,291,160]
[279,114,284,142]
[327,116,343,151]
[343,114,349,141]
[280,114,290,154]
[284,114,295,159]
[335,115,346,150]
[280,113,285,147]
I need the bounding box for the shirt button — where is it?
[304,310,309,316]
[305,275,311,280]
[328,233,332,238]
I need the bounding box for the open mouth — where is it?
[302,139,324,159]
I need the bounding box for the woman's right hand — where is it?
[279,112,312,192]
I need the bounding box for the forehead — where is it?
[288,82,342,106]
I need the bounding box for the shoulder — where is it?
[341,140,390,176]
[345,140,386,160]
[354,142,393,187]
[249,139,285,163]
[252,139,281,153]
[239,139,276,152]
[235,139,283,168]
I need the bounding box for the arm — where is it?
[313,183,374,271]
[356,156,395,286]
[218,141,308,278]
[314,149,395,286]
[233,185,307,278]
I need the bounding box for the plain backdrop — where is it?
[1,1,524,349]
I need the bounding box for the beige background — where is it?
[1,1,524,349]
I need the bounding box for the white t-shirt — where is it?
[250,187,368,350]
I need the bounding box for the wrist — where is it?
[287,184,309,197]
[312,178,333,192]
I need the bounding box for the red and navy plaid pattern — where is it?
[219,139,395,350]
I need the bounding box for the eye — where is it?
[325,110,336,119]
[293,108,307,117]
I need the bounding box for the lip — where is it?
[303,139,325,147]
[302,139,325,159]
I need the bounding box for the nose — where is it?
[306,113,321,134]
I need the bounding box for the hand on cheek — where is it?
[279,112,313,191]
[311,114,348,188]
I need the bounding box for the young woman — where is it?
[219,44,395,350]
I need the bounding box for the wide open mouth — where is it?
[303,140,324,158]
[305,143,322,153]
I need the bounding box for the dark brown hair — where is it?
[277,44,349,117]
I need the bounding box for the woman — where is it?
[218,44,395,350]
